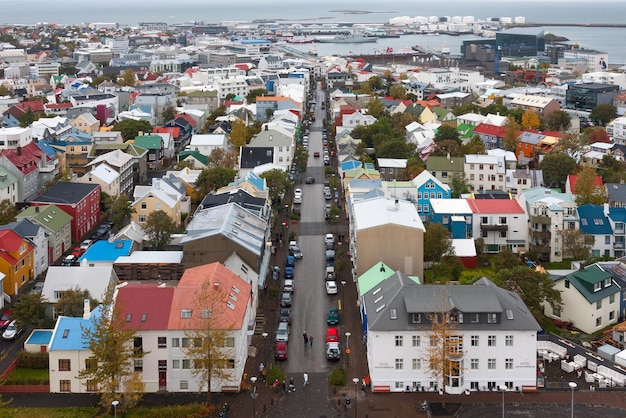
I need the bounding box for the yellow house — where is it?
[70,112,101,135]
[0,230,35,296]
[131,178,190,226]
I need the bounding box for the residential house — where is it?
[188,134,227,157]
[341,112,376,129]
[515,131,544,166]
[152,131,175,161]
[430,199,473,239]
[246,127,294,171]
[70,112,100,135]
[606,183,626,208]
[198,189,270,221]
[473,123,506,150]
[581,142,615,168]
[546,264,620,334]
[0,141,54,201]
[0,229,35,296]
[180,203,271,288]
[0,126,33,150]
[351,196,425,280]
[89,142,149,186]
[113,251,184,282]
[16,204,72,265]
[134,134,164,170]
[578,204,613,258]
[0,166,19,203]
[50,135,94,176]
[238,147,274,178]
[376,159,407,182]
[505,168,544,197]
[167,262,253,392]
[132,177,189,226]
[464,154,507,192]
[425,156,464,186]
[0,219,48,278]
[509,94,560,118]
[467,199,527,254]
[165,168,203,204]
[92,131,124,145]
[607,117,626,145]
[256,97,301,123]
[30,182,101,243]
[42,265,118,318]
[84,149,134,196]
[78,163,121,197]
[113,222,146,252]
[411,170,451,223]
[363,276,540,393]
[48,305,103,393]
[79,239,133,266]
[565,174,604,196]
[518,187,578,262]
[608,207,626,258]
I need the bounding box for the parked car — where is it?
[279,308,292,324]
[325,281,338,295]
[286,255,295,268]
[281,292,292,307]
[294,188,302,204]
[284,267,294,279]
[283,279,295,293]
[289,244,303,260]
[305,176,316,184]
[325,234,334,248]
[80,239,93,250]
[326,341,341,360]
[324,191,332,200]
[30,282,44,295]
[275,341,288,360]
[96,224,110,238]
[276,321,290,343]
[61,254,78,266]
[327,308,339,325]
[0,310,12,329]
[324,156,330,165]
[71,247,86,258]
[326,327,339,342]
[2,320,22,340]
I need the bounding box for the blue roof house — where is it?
[48,304,103,393]
[578,204,613,258]
[411,170,451,223]
[79,239,133,265]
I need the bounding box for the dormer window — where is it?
[594,282,602,292]
[410,313,421,324]
[604,278,612,288]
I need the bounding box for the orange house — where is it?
[0,230,35,296]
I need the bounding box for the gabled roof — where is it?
[357,262,394,296]
[353,196,425,232]
[200,189,267,218]
[411,170,450,192]
[0,230,32,264]
[474,123,506,137]
[566,174,603,195]
[168,262,251,330]
[87,149,134,169]
[178,150,209,166]
[0,218,40,243]
[42,265,117,303]
[240,146,274,168]
[16,204,72,233]
[578,204,613,235]
[116,283,175,330]
[32,182,99,205]
[83,163,119,185]
[0,141,49,175]
[555,264,618,304]
[467,199,525,214]
[49,305,103,351]
[133,134,163,150]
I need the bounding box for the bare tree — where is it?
[558,229,593,260]
[182,280,235,405]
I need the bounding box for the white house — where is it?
[85,149,134,196]
[363,274,540,393]
[467,199,527,254]
[464,154,507,192]
[188,133,227,157]
[246,127,294,171]
[78,163,121,196]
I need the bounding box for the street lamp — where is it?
[345,332,351,367]
[569,381,577,418]
[250,376,259,418]
[341,280,346,310]
[111,400,119,418]
[262,332,269,370]
[353,377,360,418]
[499,385,507,418]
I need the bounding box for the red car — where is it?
[275,341,288,360]
[0,310,12,329]
[326,327,339,343]
[314,151,320,158]
[71,247,86,258]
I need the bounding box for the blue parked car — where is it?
[285,267,294,279]
[286,256,295,267]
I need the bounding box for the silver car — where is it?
[276,321,290,343]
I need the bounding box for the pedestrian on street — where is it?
[259,362,264,373]
[261,368,267,383]
[289,377,295,393]
[281,380,287,395]
[309,336,314,346]
[303,372,309,387]
[303,332,308,345]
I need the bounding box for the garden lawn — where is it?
[0,408,98,418]
[5,368,49,385]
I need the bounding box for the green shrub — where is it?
[267,366,285,386]
[267,285,280,299]
[17,351,49,369]
[328,367,346,386]
[290,212,300,221]
[127,403,212,418]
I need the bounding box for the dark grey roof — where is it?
[364,276,540,332]
[199,189,266,217]
[240,146,273,169]
[606,183,626,203]
[31,182,99,205]
[472,191,510,199]
[0,218,41,241]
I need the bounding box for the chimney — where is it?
[395,199,399,210]
[265,125,268,131]
[35,206,39,213]
[17,146,22,156]
[138,131,143,137]
[83,299,91,320]
[214,282,220,290]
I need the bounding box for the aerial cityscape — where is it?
[2,3,626,417]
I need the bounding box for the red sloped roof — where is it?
[18,100,45,112]
[175,113,196,126]
[116,283,175,330]
[474,123,506,137]
[153,127,180,138]
[0,141,47,175]
[467,199,525,214]
[568,174,603,194]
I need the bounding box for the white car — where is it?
[294,188,302,204]
[283,279,295,293]
[2,320,22,340]
[276,321,290,343]
[325,233,334,247]
[325,281,338,295]
[80,239,93,250]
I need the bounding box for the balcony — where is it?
[531,231,551,241]
[530,215,551,225]
[614,242,625,249]
[480,223,508,231]
[531,244,551,254]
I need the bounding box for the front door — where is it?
[159,372,167,391]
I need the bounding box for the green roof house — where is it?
[134,134,164,170]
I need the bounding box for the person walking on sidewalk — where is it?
[303,372,309,387]
[309,336,313,346]
[289,377,295,393]
[303,331,308,346]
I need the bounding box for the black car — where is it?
[279,308,292,324]
[305,176,316,184]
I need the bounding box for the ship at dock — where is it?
[316,35,379,43]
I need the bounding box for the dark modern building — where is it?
[565,83,620,111]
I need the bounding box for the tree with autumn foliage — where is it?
[521,108,541,129]
[503,117,521,152]
[574,166,607,206]
[228,119,248,149]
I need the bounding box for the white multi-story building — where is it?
[582,72,626,90]
[246,127,294,171]
[0,126,32,150]
[363,274,540,393]
[464,154,506,192]
[467,199,527,254]
[215,76,250,100]
[606,117,626,145]
[563,49,608,72]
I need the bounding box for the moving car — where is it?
[2,320,22,340]
[280,292,292,307]
[289,243,303,259]
[0,310,12,329]
[325,281,338,295]
[279,308,292,324]
[276,321,290,343]
[275,341,288,360]
[305,176,316,184]
[283,279,295,293]
[314,151,320,158]
[327,308,339,325]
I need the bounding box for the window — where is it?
[596,317,602,327]
[86,380,97,392]
[424,204,429,213]
[182,338,190,348]
[470,314,479,323]
[134,359,143,372]
[395,382,404,389]
[141,202,147,210]
[499,230,507,238]
[610,311,615,321]
[488,358,496,370]
[172,338,180,348]
[395,336,403,347]
[225,337,235,347]
[553,308,561,317]
[606,236,611,245]
[395,359,404,370]
[499,217,507,224]
[180,380,189,390]
[410,313,421,323]
[604,278,612,288]
[138,214,146,222]
[182,359,191,369]
[471,336,479,347]
[610,294,615,304]
[85,358,96,370]
[134,337,143,354]
[58,359,71,371]
[505,358,513,370]
[471,381,479,390]
[594,282,602,292]
[488,381,497,390]
[158,337,167,349]
[412,358,421,370]
[565,280,570,289]
[417,192,422,199]
[430,337,438,347]
[505,335,513,347]
[487,336,496,347]
[597,300,602,310]
[470,359,479,370]
[481,216,488,224]
[412,336,420,347]
[172,359,180,369]
[59,380,71,392]
[487,313,497,323]
[181,309,192,318]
